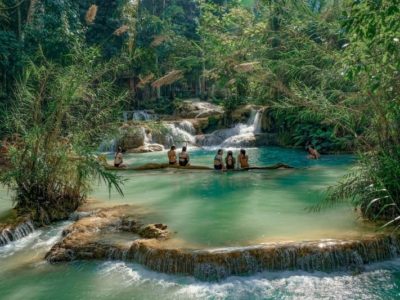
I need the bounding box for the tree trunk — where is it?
[155,54,161,99]
[17,4,22,41]
[201,55,206,99]
[129,78,136,108]
[27,0,37,24]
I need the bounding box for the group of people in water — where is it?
[167,145,250,170]
[113,143,321,169]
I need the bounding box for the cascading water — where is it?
[98,139,117,153]
[125,235,400,280]
[197,109,264,148]
[124,110,157,122]
[0,220,35,247]
[164,121,197,148]
[100,108,265,152]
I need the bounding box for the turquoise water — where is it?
[2,147,400,299]
[91,147,375,247]
[1,226,400,300]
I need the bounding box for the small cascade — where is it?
[45,206,400,281]
[164,122,196,148]
[124,110,157,122]
[141,127,151,144]
[98,139,117,153]
[177,120,196,135]
[197,109,264,148]
[128,235,400,281]
[107,246,130,261]
[0,220,35,247]
[122,110,157,122]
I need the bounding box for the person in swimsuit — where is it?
[225,150,236,170]
[167,145,177,165]
[178,146,190,166]
[214,149,224,170]
[114,147,126,168]
[237,149,249,169]
[307,145,320,159]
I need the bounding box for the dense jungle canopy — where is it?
[0,0,399,224]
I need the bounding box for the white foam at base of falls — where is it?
[88,258,400,299]
[165,123,196,148]
[0,221,35,247]
[198,109,263,148]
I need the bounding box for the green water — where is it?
[2,147,400,299]
[91,147,374,247]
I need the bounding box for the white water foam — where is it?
[93,259,400,299]
[198,109,263,149]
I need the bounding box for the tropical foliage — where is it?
[0,0,399,224]
[0,48,126,224]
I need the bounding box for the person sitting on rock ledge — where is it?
[178,146,190,166]
[214,149,224,170]
[225,150,236,170]
[114,147,127,168]
[168,145,177,165]
[238,149,249,169]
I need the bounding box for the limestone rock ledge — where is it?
[45,205,169,262]
[46,206,400,281]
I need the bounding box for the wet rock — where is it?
[126,143,164,153]
[175,100,224,119]
[46,208,400,282]
[230,105,261,124]
[139,224,169,239]
[46,205,170,263]
[118,127,145,149]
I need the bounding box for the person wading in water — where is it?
[225,150,236,170]
[214,149,224,170]
[237,149,249,169]
[178,146,190,166]
[307,145,321,160]
[167,145,177,165]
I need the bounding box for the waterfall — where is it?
[252,109,262,134]
[128,235,400,281]
[98,139,117,153]
[122,110,157,122]
[197,109,263,148]
[0,220,35,247]
[132,110,153,121]
[47,226,400,281]
[163,122,196,148]
[141,127,151,144]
